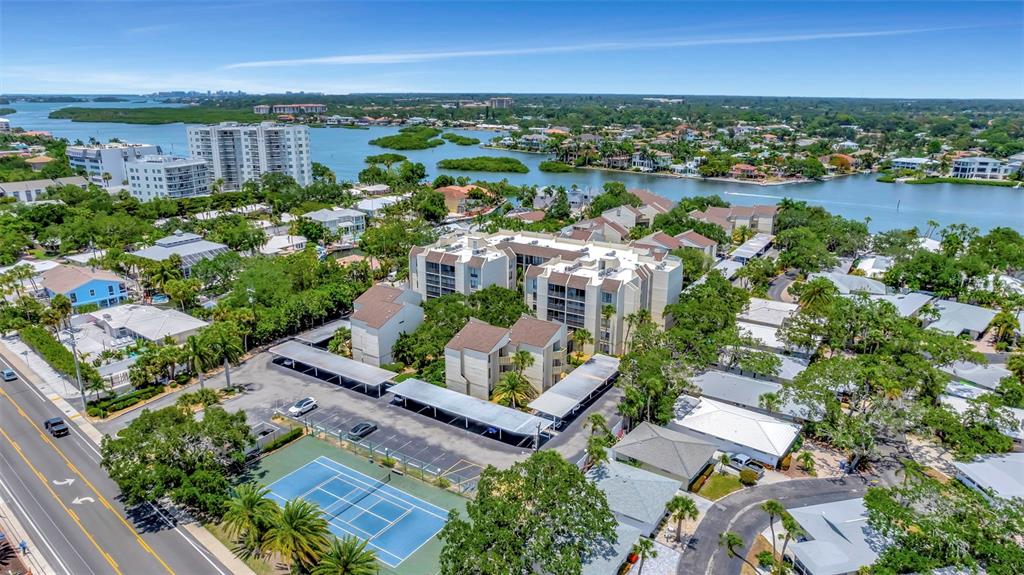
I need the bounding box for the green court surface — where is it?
[253,435,467,575]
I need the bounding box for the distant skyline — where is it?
[2,1,1022,99]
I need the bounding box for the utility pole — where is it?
[66,324,87,410]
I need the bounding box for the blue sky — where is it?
[2,1,1022,98]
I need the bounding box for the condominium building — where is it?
[690,205,778,235]
[488,97,513,109]
[252,105,271,114]
[66,142,161,186]
[271,104,327,115]
[0,176,88,203]
[410,231,683,354]
[951,157,1012,180]
[350,284,423,367]
[125,155,210,200]
[186,122,311,191]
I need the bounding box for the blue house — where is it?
[40,264,128,309]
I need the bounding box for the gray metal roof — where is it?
[789,498,882,575]
[718,348,809,381]
[865,292,933,317]
[528,354,619,419]
[731,233,773,260]
[295,318,351,344]
[612,422,716,481]
[692,370,812,418]
[940,361,1011,390]
[807,272,886,295]
[269,340,395,388]
[927,299,997,336]
[131,232,230,267]
[953,453,1024,500]
[389,378,553,435]
[586,460,682,533]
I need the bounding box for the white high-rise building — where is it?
[66,142,162,186]
[125,156,210,201]
[186,122,311,190]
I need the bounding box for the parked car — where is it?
[288,397,317,416]
[728,453,765,478]
[346,422,378,442]
[44,417,69,437]
[2,368,16,381]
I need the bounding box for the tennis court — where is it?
[267,455,449,567]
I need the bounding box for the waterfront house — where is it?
[890,157,937,171]
[303,207,367,241]
[437,184,487,214]
[951,156,1012,180]
[40,264,128,309]
[130,231,230,278]
[729,163,762,179]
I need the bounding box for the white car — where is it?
[288,397,317,416]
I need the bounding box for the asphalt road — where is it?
[0,359,231,575]
[681,476,870,575]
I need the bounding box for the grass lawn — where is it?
[698,472,743,500]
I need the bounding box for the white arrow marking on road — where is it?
[52,478,75,486]
[72,496,95,505]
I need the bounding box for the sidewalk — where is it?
[0,487,57,575]
[0,339,255,575]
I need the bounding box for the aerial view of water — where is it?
[5,101,1023,233]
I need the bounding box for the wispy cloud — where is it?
[123,24,171,36]
[224,27,959,69]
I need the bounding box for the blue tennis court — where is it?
[266,456,449,567]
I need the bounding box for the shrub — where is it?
[379,457,397,468]
[436,476,451,489]
[260,427,303,453]
[539,161,576,173]
[21,326,102,386]
[86,406,102,417]
[436,156,529,173]
[380,362,404,372]
[88,385,165,416]
[739,468,759,486]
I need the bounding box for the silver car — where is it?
[288,396,317,416]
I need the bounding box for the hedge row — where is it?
[86,385,164,417]
[261,428,304,453]
[20,326,102,386]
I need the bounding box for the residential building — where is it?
[302,207,367,240]
[125,155,210,200]
[130,231,230,277]
[410,231,683,354]
[924,299,997,339]
[890,157,937,171]
[940,360,1012,391]
[0,176,88,203]
[690,205,778,235]
[351,183,391,196]
[350,284,423,367]
[611,422,716,488]
[865,292,933,318]
[487,97,513,109]
[730,163,761,179]
[670,395,801,468]
[444,315,566,399]
[691,370,817,421]
[270,104,327,115]
[953,452,1024,501]
[259,234,307,256]
[951,156,1011,180]
[786,498,882,575]
[88,304,209,344]
[806,271,886,295]
[39,264,127,309]
[66,142,161,186]
[355,195,405,217]
[252,104,271,114]
[25,155,54,171]
[436,184,486,214]
[0,118,9,132]
[586,460,682,537]
[854,255,893,278]
[186,122,311,190]
[633,230,717,259]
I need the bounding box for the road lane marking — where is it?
[0,427,122,575]
[0,467,75,575]
[72,496,96,505]
[0,386,175,575]
[3,367,229,575]
[52,478,75,486]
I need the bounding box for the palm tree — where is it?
[263,499,329,571]
[667,495,699,542]
[601,303,616,349]
[50,293,73,330]
[223,483,279,557]
[586,412,610,440]
[183,334,216,389]
[205,323,244,390]
[145,260,182,294]
[572,328,594,359]
[718,531,759,572]
[492,372,536,409]
[633,538,657,575]
[796,277,837,314]
[759,392,782,414]
[585,433,609,468]
[760,500,786,561]
[989,310,1020,344]
[311,536,377,575]
[797,451,816,476]
[511,349,534,377]
[733,225,754,244]
[101,172,112,188]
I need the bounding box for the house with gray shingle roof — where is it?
[586,460,682,536]
[612,422,716,487]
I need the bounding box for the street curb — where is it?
[183,524,256,575]
[0,490,58,575]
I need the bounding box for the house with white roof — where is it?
[691,370,818,421]
[786,498,883,575]
[807,272,886,295]
[669,395,801,468]
[259,235,307,256]
[87,304,208,344]
[865,292,933,318]
[854,255,893,279]
[953,452,1024,501]
[302,207,366,240]
[940,361,1012,391]
[924,299,996,339]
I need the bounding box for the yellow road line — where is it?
[0,386,176,575]
[0,426,123,575]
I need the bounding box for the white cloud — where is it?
[224,27,959,69]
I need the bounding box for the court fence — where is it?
[269,404,478,496]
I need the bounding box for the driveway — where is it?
[681,475,870,575]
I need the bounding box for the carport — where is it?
[389,378,553,448]
[294,318,351,348]
[528,354,619,425]
[269,340,393,397]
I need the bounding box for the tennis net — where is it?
[329,473,391,519]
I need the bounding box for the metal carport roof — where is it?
[295,318,351,345]
[389,378,553,436]
[269,340,394,390]
[528,354,619,419]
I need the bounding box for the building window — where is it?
[89,289,95,296]
[601,291,613,304]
